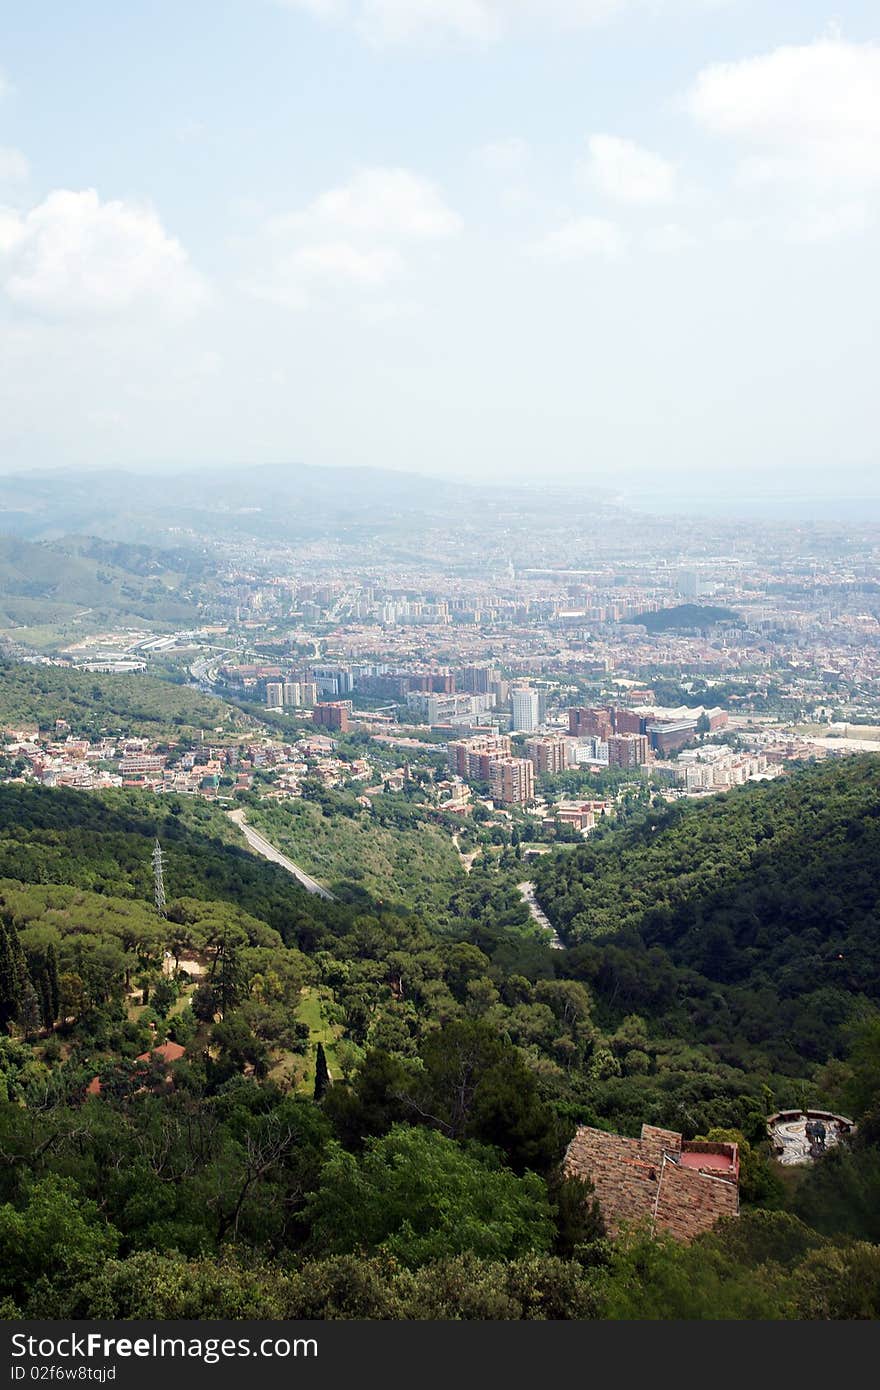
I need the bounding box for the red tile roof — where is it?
[136,1040,186,1064]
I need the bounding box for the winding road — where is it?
[519,881,565,950]
[227,808,336,901]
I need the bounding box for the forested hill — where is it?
[1,777,880,1316]
[0,534,207,634]
[0,660,231,737]
[0,785,343,948]
[535,757,880,1065]
[631,604,739,632]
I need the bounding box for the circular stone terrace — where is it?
[767,1109,855,1166]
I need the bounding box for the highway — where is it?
[227,808,336,901]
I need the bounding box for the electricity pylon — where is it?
[152,839,167,917]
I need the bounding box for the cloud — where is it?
[584,133,676,204]
[686,37,880,193]
[534,214,624,260]
[281,241,404,286]
[274,166,462,240]
[0,208,23,254]
[274,1,720,47]
[256,166,460,306]
[0,146,28,182]
[0,189,209,317]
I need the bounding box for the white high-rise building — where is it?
[511,687,540,733]
[266,682,284,710]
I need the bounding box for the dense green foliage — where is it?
[631,604,739,632]
[535,758,880,1070]
[0,761,878,1320]
[0,660,231,737]
[248,791,465,911]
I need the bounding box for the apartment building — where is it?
[511,687,541,733]
[489,757,535,806]
[524,735,569,775]
[447,734,512,779]
[607,733,651,768]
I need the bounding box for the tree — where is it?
[417,1020,560,1173]
[36,970,54,1032]
[212,932,245,1019]
[17,977,43,1040]
[0,1176,120,1307]
[843,1017,880,1121]
[0,917,27,1030]
[304,1125,554,1268]
[210,1015,270,1082]
[314,1042,331,1101]
[191,980,218,1023]
[548,1170,606,1257]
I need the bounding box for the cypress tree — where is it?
[37,969,54,1031]
[46,943,60,1023]
[0,917,27,1030]
[214,933,242,1018]
[314,1041,331,1101]
[18,976,42,1040]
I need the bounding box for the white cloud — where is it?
[0,189,209,317]
[0,208,23,254]
[275,1,721,47]
[687,38,880,192]
[283,241,404,284]
[276,167,462,240]
[584,133,676,204]
[534,214,624,260]
[0,146,27,181]
[256,166,460,306]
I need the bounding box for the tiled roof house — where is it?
[564,1123,739,1242]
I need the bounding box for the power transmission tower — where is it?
[152,839,167,917]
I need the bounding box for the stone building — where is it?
[563,1123,739,1242]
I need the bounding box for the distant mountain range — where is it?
[0,462,619,545]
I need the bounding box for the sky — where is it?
[0,0,879,499]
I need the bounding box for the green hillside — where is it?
[0,774,877,1319]
[0,534,206,641]
[534,757,880,1066]
[247,791,465,912]
[0,659,231,737]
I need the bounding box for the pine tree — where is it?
[314,1041,331,1101]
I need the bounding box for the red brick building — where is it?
[569,706,612,739]
[313,702,350,733]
